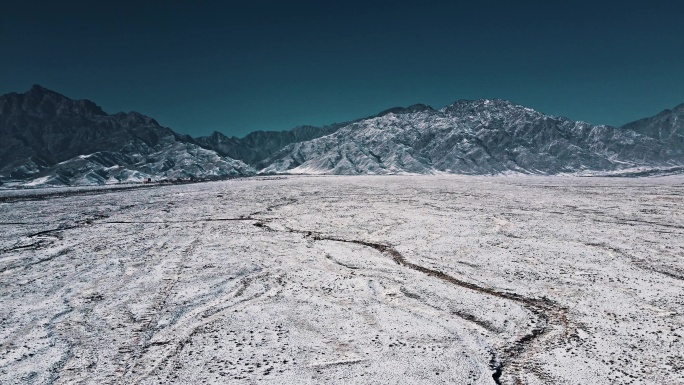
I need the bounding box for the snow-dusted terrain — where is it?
[1,175,682,384]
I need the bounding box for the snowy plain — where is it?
[0,175,682,384]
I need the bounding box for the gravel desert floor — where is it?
[1,175,683,385]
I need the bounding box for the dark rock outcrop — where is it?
[0,85,253,185]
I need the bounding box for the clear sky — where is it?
[2,0,683,138]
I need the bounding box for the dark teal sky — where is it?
[2,1,683,137]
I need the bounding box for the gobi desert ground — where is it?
[1,175,682,384]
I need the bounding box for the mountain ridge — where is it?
[259,99,683,175]
[1,85,683,186]
[0,85,253,186]
[620,103,684,145]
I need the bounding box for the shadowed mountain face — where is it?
[0,85,253,185]
[195,125,342,165]
[621,104,684,147]
[260,99,684,175]
[1,85,683,186]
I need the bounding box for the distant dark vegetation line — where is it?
[0,184,158,203]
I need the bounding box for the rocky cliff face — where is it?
[0,85,253,186]
[259,99,684,175]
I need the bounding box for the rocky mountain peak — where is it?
[28,84,53,95]
[374,104,435,117]
[441,98,533,115]
[0,86,253,185]
[13,84,107,117]
[620,103,684,144]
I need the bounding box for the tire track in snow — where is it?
[114,237,200,384]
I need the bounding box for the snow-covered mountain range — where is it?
[260,100,684,175]
[1,85,682,186]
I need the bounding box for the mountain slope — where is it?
[259,99,683,175]
[621,104,684,147]
[194,105,437,165]
[0,85,253,185]
[195,124,342,165]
